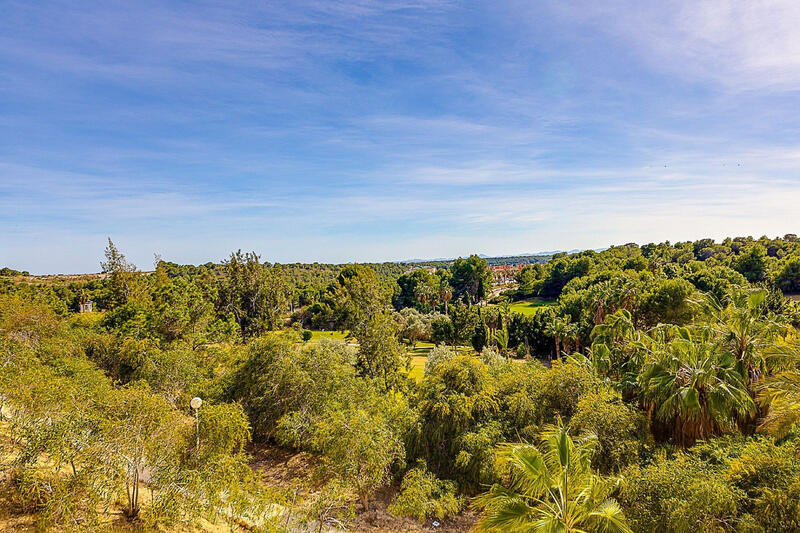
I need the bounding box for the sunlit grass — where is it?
[308,330,349,342]
[507,298,556,316]
[408,355,427,381]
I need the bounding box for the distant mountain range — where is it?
[399,249,592,264]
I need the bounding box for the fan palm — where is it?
[494,328,510,359]
[474,423,631,533]
[692,289,783,388]
[757,342,800,437]
[546,316,572,360]
[639,327,755,446]
[757,369,800,437]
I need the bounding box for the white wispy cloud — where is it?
[553,0,800,91]
[1,1,800,273]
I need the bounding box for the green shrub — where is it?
[620,452,731,532]
[388,462,462,522]
[535,359,596,420]
[570,387,651,473]
[664,477,743,532]
[423,344,457,374]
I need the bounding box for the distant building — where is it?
[79,300,94,313]
[489,264,524,284]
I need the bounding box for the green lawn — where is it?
[409,341,434,355]
[308,330,349,342]
[508,298,556,316]
[408,355,427,381]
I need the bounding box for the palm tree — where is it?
[693,289,783,388]
[546,316,571,360]
[589,309,637,383]
[591,310,635,349]
[439,283,453,316]
[639,327,755,446]
[757,356,800,437]
[494,328,510,360]
[475,422,631,533]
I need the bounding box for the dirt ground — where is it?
[0,437,477,532]
[249,444,478,533]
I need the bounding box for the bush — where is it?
[664,477,743,533]
[620,452,731,532]
[478,347,504,367]
[424,344,457,374]
[388,462,462,522]
[570,387,651,473]
[725,436,800,532]
[535,359,596,420]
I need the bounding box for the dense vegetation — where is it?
[2,234,800,531]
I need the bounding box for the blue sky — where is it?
[2,1,800,274]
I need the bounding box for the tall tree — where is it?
[450,255,492,305]
[355,311,409,391]
[694,289,783,389]
[101,238,139,308]
[328,264,390,336]
[731,243,768,283]
[217,250,291,338]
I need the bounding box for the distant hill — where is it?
[398,249,606,266]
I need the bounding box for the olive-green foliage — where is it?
[620,451,735,532]
[507,308,556,359]
[775,255,800,293]
[100,238,139,308]
[7,235,800,530]
[732,243,769,283]
[449,255,492,305]
[0,293,63,345]
[229,333,413,507]
[430,313,455,345]
[725,436,800,532]
[197,402,251,458]
[0,298,280,530]
[478,346,505,367]
[217,250,292,338]
[638,278,696,326]
[388,462,462,522]
[424,344,457,374]
[327,264,392,335]
[412,355,500,491]
[310,404,406,509]
[354,310,409,391]
[394,269,442,312]
[395,307,433,348]
[539,253,594,297]
[493,359,596,440]
[230,335,358,440]
[297,479,355,531]
[495,361,547,439]
[534,359,597,420]
[621,435,800,533]
[684,265,748,304]
[663,477,743,533]
[570,388,651,473]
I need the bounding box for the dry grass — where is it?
[249,443,478,533]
